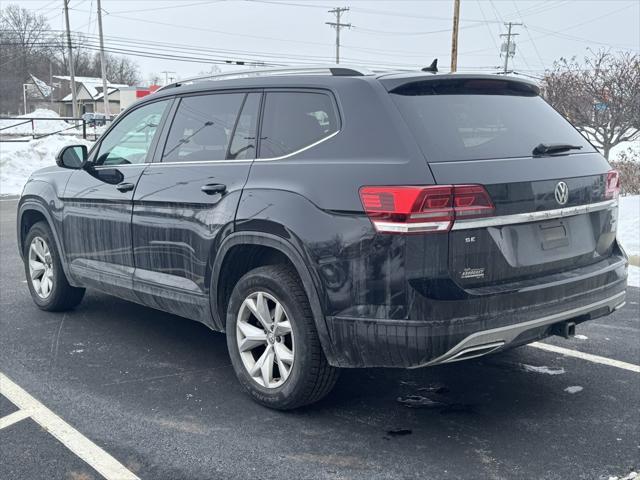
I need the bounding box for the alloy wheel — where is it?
[28,236,54,299]
[236,291,295,389]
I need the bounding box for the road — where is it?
[1,197,638,480]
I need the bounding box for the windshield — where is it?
[391,92,595,162]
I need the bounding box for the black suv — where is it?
[17,67,627,409]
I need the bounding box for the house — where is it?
[22,75,162,117]
[54,76,130,116]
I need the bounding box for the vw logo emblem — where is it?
[555,181,569,205]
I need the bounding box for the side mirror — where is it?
[56,145,88,169]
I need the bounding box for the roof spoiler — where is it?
[381,74,540,95]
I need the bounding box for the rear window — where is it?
[391,83,594,162]
[259,91,339,159]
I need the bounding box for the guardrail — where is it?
[0,116,113,142]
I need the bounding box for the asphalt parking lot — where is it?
[1,197,638,480]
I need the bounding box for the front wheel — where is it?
[226,265,339,410]
[23,221,85,311]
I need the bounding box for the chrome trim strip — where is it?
[132,130,340,166]
[254,130,340,162]
[373,220,450,233]
[92,164,148,170]
[451,199,617,230]
[413,290,626,368]
[444,341,505,363]
[147,159,252,166]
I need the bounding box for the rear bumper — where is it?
[324,256,627,368]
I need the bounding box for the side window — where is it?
[228,92,261,160]
[162,93,245,163]
[95,100,169,166]
[259,91,339,159]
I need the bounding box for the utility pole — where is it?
[161,71,176,86]
[450,0,460,72]
[96,0,110,117]
[326,7,351,64]
[63,0,78,118]
[500,22,522,74]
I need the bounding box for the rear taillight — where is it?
[359,185,494,233]
[605,170,620,200]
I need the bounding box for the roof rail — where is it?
[157,65,376,91]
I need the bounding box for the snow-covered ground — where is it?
[0,135,93,195]
[0,108,74,135]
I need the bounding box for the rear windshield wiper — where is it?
[532,143,583,156]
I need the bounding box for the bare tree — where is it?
[541,50,640,159]
[0,5,52,113]
[1,4,141,114]
[102,54,140,85]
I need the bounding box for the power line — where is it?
[5,36,426,70]
[106,0,225,15]
[17,30,341,63]
[244,0,334,9]
[476,0,499,52]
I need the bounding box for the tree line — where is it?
[1,4,140,115]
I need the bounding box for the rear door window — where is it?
[390,80,594,162]
[162,93,245,162]
[259,91,339,158]
[228,92,261,160]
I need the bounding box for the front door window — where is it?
[95,100,169,166]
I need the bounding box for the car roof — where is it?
[137,69,540,105]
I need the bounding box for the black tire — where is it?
[226,264,339,410]
[23,221,85,311]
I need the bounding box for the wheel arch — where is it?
[211,232,338,365]
[17,200,74,282]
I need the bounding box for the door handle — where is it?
[201,183,227,195]
[116,182,135,193]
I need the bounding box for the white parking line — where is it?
[0,372,140,480]
[529,342,640,373]
[0,409,31,429]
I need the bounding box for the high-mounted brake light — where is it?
[605,170,620,200]
[359,185,494,234]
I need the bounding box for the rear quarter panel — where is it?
[237,78,437,320]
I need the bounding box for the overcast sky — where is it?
[18,0,640,83]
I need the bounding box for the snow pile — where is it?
[0,109,73,135]
[522,364,566,375]
[618,196,639,257]
[564,386,583,394]
[618,195,640,287]
[610,140,640,161]
[0,135,93,195]
[608,472,638,480]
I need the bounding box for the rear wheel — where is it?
[23,221,85,311]
[226,265,339,410]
